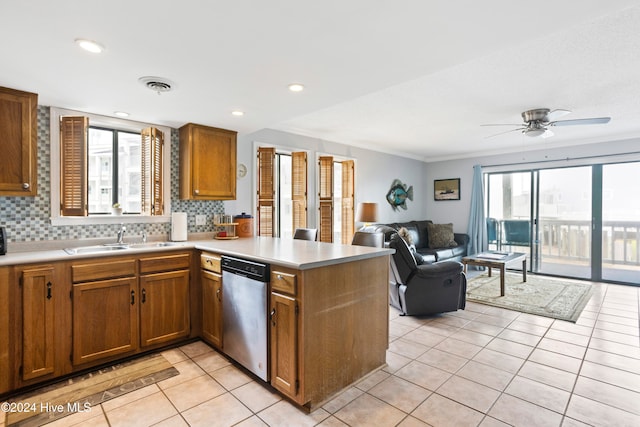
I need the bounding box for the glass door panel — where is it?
[602,162,640,282]
[486,172,532,261]
[536,167,592,278]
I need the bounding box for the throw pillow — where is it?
[427,223,458,248]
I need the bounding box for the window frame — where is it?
[50,107,171,226]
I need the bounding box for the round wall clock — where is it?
[237,163,247,178]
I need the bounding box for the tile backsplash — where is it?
[0,106,224,244]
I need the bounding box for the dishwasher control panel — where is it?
[221,255,270,281]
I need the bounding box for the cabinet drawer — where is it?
[271,270,297,295]
[201,253,221,273]
[140,253,191,274]
[72,259,136,283]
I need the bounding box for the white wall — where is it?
[425,137,640,234]
[225,129,428,227]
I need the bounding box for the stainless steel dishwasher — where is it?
[221,255,270,381]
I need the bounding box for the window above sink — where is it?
[49,107,172,226]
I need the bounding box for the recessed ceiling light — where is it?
[114,111,129,117]
[75,38,105,53]
[288,83,305,92]
[231,110,244,116]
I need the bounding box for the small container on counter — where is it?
[234,212,254,237]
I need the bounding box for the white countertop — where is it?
[0,236,393,270]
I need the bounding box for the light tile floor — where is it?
[3,281,639,427]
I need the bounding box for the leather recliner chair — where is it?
[389,233,467,316]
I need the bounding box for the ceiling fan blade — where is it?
[480,124,523,127]
[546,109,571,121]
[550,117,611,127]
[484,127,526,138]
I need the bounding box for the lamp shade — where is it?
[356,202,378,223]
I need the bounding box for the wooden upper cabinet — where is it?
[0,86,38,196]
[179,123,237,200]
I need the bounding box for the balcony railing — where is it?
[539,219,640,266]
[489,218,640,267]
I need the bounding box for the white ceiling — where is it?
[2,1,640,162]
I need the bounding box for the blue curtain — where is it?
[467,164,487,257]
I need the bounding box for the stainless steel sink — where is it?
[127,241,180,248]
[64,245,129,255]
[64,241,181,255]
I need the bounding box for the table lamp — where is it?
[356,202,378,228]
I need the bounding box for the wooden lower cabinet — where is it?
[139,269,190,347]
[201,270,223,348]
[269,257,389,409]
[71,252,191,368]
[21,265,56,380]
[270,268,299,399]
[0,267,11,394]
[270,291,298,397]
[72,277,139,365]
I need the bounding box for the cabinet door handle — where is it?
[141,288,146,303]
[216,288,221,302]
[46,282,52,300]
[22,182,30,190]
[270,308,276,326]
[131,290,135,305]
[277,274,283,280]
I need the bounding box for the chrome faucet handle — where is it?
[141,230,147,243]
[117,223,126,244]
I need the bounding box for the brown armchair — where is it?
[389,233,466,316]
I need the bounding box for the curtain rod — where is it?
[481,150,640,169]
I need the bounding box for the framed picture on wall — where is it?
[434,178,460,201]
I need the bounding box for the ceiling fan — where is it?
[482,108,611,138]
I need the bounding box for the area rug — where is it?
[5,353,178,427]
[466,272,593,322]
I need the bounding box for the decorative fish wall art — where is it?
[386,179,413,211]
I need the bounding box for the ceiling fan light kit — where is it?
[483,108,611,139]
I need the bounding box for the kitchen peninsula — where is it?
[0,237,393,411]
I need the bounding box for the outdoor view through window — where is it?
[88,127,141,214]
[486,162,639,284]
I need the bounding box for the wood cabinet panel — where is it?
[139,269,190,347]
[0,267,10,394]
[0,86,37,196]
[200,253,221,273]
[271,270,297,295]
[71,258,136,283]
[201,270,222,348]
[140,253,190,274]
[72,277,139,365]
[270,292,298,398]
[179,123,237,200]
[21,266,55,380]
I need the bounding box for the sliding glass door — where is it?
[486,171,533,260]
[602,162,640,282]
[486,161,640,285]
[536,167,592,279]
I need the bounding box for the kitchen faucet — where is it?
[116,224,126,244]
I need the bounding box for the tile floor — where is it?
[2,280,639,427]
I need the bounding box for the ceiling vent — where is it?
[138,76,175,94]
